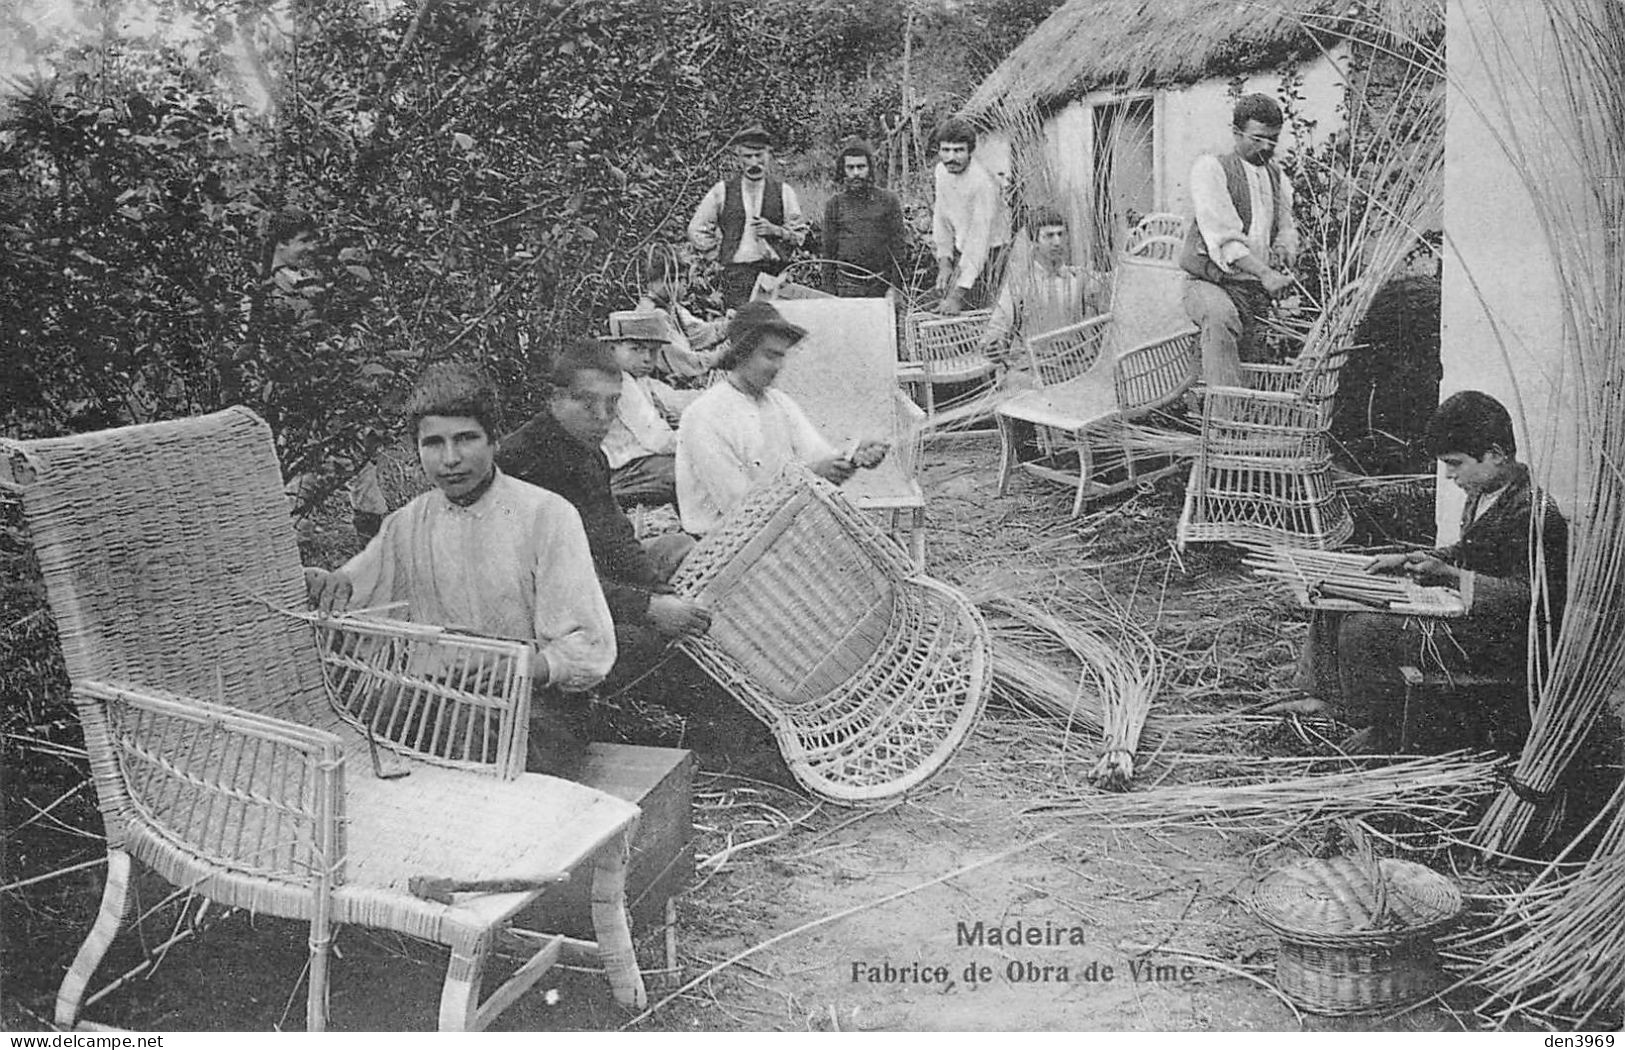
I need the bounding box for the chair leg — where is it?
[439,930,493,1031]
[592,827,648,1010]
[1072,439,1092,518]
[995,415,1017,496]
[306,927,333,1031]
[910,507,926,571]
[56,848,132,1029]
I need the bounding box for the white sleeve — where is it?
[1189,154,1251,270]
[778,391,838,463]
[687,182,726,252]
[530,503,617,692]
[676,395,756,534]
[781,184,808,246]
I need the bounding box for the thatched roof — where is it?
[965,0,1442,122]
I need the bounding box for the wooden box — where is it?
[526,743,695,938]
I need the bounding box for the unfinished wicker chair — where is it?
[1177,304,1357,549]
[1,408,647,1031]
[772,296,928,568]
[669,465,990,806]
[996,316,1199,516]
[900,308,995,423]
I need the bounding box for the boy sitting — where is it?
[601,309,693,508]
[1294,390,1567,752]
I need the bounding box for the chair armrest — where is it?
[309,612,537,779]
[1025,313,1113,387]
[892,388,926,476]
[1114,327,1198,412]
[77,679,346,887]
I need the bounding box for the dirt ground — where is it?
[1,436,1493,1033]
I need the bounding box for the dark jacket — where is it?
[496,410,666,626]
[719,175,788,268]
[822,186,907,292]
[1440,462,1568,651]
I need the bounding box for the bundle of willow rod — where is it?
[1457,0,1625,862]
[980,593,1162,789]
[1241,546,1465,617]
[1024,751,1502,835]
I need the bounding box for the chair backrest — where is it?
[772,297,917,503]
[904,309,992,363]
[1125,212,1187,251]
[1108,253,1191,354]
[672,469,903,706]
[1126,234,1182,262]
[3,409,332,728]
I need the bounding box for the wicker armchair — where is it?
[2,408,647,1031]
[996,316,1199,516]
[1125,212,1188,252]
[899,308,996,422]
[1177,306,1357,549]
[773,296,929,568]
[669,466,990,806]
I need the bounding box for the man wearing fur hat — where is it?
[821,139,908,298]
[688,124,809,309]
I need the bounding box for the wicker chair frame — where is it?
[996,317,1200,516]
[900,308,996,423]
[2,408,647,1031]
[668,466,990,806]
[1124,212,1188,253]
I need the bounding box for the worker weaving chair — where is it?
[669,465,990,806]
[772,296,929,568]
[2,408,647,1031]
[994,253,1199,515]
[1176,289,1360,548]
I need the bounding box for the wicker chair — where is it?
[996,316,1199,516]
[772,296,929,568]
[899,308,996,424]
[1176,306,1357,549]
[1125,212,1188,252]
[1126,233,1183,262]
[2,408,647,1031]
[669,466,990,806]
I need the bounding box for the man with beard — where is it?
[688,124,808,310]
[1179,93,1300,388]
[930,116,1011,315]
[820,139,908,297]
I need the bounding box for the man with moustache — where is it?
[688,124,809,310]
[929,116,1012,316]
[821,139,908,298]
[1179,93,1301,388]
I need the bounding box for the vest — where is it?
[1179,153,1288,285]
[718,175,787,269]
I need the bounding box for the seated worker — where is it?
[637,246,730,381]
[304,361,616,775]
[1294,390,1568,752]
[600,309,693,508]
[497,342,712,688]
[981,207,1106,364]
[675,301,889,536]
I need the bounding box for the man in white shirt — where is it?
[930,116,1012,316]
[687,124,808,310]
[600,309,692,507]
[675,301,888,535]
[1178,94,1300,387]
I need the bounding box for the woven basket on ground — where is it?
[1253,856,1464,1016]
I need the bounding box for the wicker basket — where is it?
[1253,856,1464,1015]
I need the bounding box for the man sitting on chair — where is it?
[304,361,617,775]
[598,309,695,508]
[1293,390,1567,752]
[675,301,889,536]
[981,207,1106,366]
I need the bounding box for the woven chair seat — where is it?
[670,466,989,805]
[3,408,650,1031]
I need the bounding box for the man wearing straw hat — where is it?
[822,138,908,298]
[1179,93,1300,388]
[687,123,808,310]
[930,115,1012,316]
[1292,391,1568,753]
[675,301,889,536]
[497,342,712,688]
[597,308,693,508]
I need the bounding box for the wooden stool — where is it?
[1398,666,1524,753]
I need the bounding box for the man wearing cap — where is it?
[1179,93,1300,388]
[930,115,1012,316]
[822,139,908,298]
[676,301,889,535]
[687,124,809,310]
[497,342,711,689]
[600,308,694,507]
